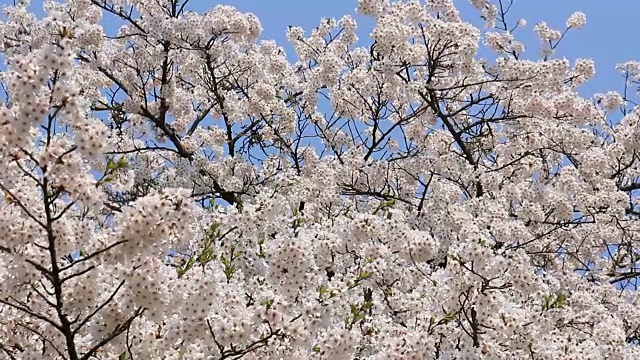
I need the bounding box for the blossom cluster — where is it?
[0,0,640,359]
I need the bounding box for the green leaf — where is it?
[443,310,457,323]
[542,293,568,311]
[106,157,129,171]
[553,294,567,308]
[263,299,274,309]
[542,295,553,311]
[318,285,330,295]
[118,352,127,360]
[380,199,396,208]
[357,271,373,280]
[116,157,129,168]
[350,304,360,315]
[106,158,116,170]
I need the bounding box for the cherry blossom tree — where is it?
[1,0,640,358]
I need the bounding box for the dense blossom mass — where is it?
[1,0,640,358]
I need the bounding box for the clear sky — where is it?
[192,0,640,98]
[12,0,639,98]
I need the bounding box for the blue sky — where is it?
[196,0,640,98]
[5,0,634,171]
[10,0,636,193]
[11,0,638,100]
